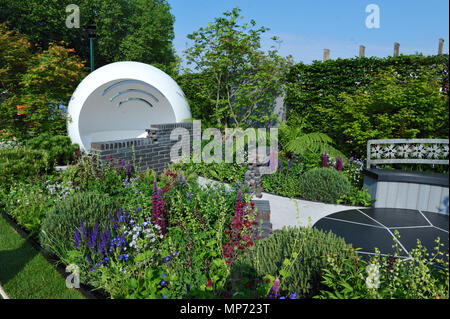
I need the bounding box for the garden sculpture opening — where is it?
[67,61,192,152]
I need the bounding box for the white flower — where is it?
[383,145,397,159]
[397,144,411,158]
[366,264,379,276]
[426,144,442,159]
[371,145,384,159]
[365,276,380,289]
[412,144,426,159]
[365,264,380,290]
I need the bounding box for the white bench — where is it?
[363,139,449,214]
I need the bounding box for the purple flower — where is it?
[322,151,328,168]
[80,220,86,238]
[336,156,343,171]
[267,279,280,299]
[73,229,81,248]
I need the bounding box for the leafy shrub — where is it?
[262,158,304,198]
[61,155,132,198]
[249,226,352,298]
[174,160,247,184]
[39,192,119,256]
[25,133,80,165]
[0,147,52,190]
[298,167,352,204]
[337,187,373,207]
[2,182,53,234]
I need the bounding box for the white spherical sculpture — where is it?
[67,61,191,152]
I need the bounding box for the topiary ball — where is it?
[298,167,352,204]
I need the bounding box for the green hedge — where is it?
[285,54,449,158]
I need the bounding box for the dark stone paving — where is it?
[314,208,449,259]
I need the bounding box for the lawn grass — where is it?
[0,214,85,299]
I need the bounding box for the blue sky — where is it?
[169,0,449,65]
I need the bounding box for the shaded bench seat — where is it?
[363,168,449,214]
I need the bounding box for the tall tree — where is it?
[0,0,176,69]
[183,7,292,129]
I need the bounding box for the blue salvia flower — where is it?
[80,220,86,238]
[287,158,292,175]
[289,292,297,299]
[73,229,81,248]
[186,192,193,199]
[88,230,96,248]
[93,222,99,241]
[98,230,110,258]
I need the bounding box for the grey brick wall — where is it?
[90,122,193,174]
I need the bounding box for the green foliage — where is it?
[316,234,449,299]
[262,158,304,198]
[175,160,247,184]
[286,54,449,158]
[0,23,88,137]
[298,168,352,204]
[331,66,449,157]
[0,147,53,190]
[61,155,131,198]
[39,192,118,256]
[175,72,217,128]
[2,182,54,235]
[0,0,176,68]
[279,121,344,160]
[0,23,32,103]
[337,187,373,207]
[25,134,80,165]
[249,226,352,298]
[183,7,292,129]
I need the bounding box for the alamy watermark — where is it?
[365,4,380,29]
[65,264,80,289]
[169,120,279,175]
[66,4,80,29]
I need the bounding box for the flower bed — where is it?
[0,147,448,299]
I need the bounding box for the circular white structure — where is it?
[67,61,191,151]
